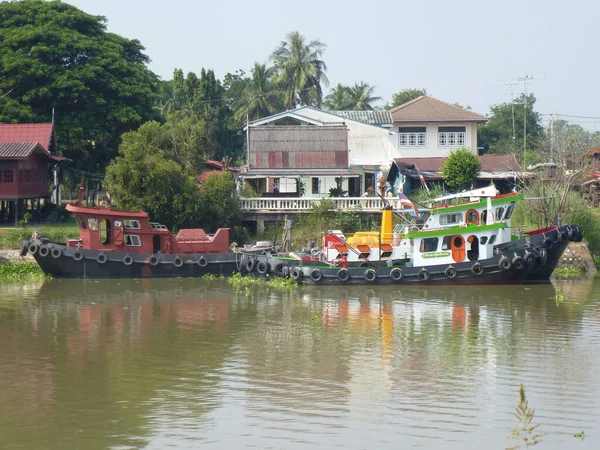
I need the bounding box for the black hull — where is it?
[240,224,578,286]
[24,240,240,279]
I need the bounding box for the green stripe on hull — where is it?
[429,193,523,215]
[405,222,506,238]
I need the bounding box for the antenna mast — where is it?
[516,74,544,163]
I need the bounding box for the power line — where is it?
[541,113,600,120]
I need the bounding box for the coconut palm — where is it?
[234,63,281,122]
[271,31,328,109]
[344,82,382,110]
[323,83,352,111]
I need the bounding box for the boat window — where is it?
[75,215,87,229]
[480,236,488,245]
[87,217,98,231]
[439,213,462,226]
[100,219,111,245]
[466,209,479,225]
[488,235,497,244]
[441,236,452,250]
[481,210,488,224]
[124,234,142,246]
[420,237,439,253]
[123,219,141,229]
[504,205,515,220]
[495,207,505,221]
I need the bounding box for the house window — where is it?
[1,168,14,183]
[123,219,141,229]
[420,237,439,253]
[398,127,426,147]
[438,126,466,147]
[124,234,142,246]
[439,213,463,226]
[312,177,319,194]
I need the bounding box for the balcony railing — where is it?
[239,197,402,212]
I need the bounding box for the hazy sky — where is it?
[66,0,599,129]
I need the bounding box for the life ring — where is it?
[558,231,568,244]
[524,252,536,267]
[310,269,323,282]
[28,243,39,255]
[364,269,376,282]
[471,263,483,276]
[337,268,350,282]
[148,255,159,266]
[51,247,63,259]
[256,261,269,275]
[290,267,303,282]
[97,252,108,264]
[198,256,208,267]
[390,268,403,281]
[418,268,429,281]
[537,247,548,265]
[73,251,84,261]
[38,245,49,257]
[173,256,183,268]
[445,266,457,279]
[542,238,554,249]
[123,255,134,266]
[245,258,256,272]
[274,263,290,277]
[498,256,511,271]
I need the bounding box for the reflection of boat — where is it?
[241,186,582,285]
[20,182,239,279]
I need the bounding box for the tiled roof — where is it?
[0,142,42,158]
[394,154,522,172]
[0,123,54,151]
[389,96,488,123]
[330,110,393,126]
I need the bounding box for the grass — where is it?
[0,223,79,250]
[0,261,47,281]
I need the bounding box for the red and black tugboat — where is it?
[21,184,240,278]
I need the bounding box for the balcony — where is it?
[239,197,401,213]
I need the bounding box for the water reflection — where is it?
[0,278,599,449]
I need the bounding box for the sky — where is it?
[66,0,600,130]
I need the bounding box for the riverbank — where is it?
[0,224,78,250]
[0,261,48,282]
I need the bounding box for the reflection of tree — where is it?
[0,279,237,450]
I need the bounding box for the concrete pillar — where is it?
[256,218,265,235]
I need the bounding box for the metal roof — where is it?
[0,123,54,151]
[330,110,393,127]
[0,142,42,158]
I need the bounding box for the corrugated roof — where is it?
[389,96,488,123]
[0,142,42,158]
[330,110,393,126]
[394,154,523,173]
[0,123,54,151]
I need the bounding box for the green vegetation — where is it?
[0,224,78,250]
[553,267,585,277]
[573,431,586,440]
[0,0,158,171]
[441,147,482,192]
[227,272,298,290]
[507,384,544,449]
[0,261,46,281]
[323,82,382,111]
[387,88,427,109]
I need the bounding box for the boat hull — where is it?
[240,225,578,285]
[23,240,240,279]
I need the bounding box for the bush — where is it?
[441,147,481,191]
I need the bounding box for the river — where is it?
[1,277,599,449]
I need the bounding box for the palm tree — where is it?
[234,63,281,122]
[323,83,351,111]
[344,82,382,110]
[271,31,328,109]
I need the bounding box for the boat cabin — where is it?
[65,204,230,255]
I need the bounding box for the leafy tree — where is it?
[0,0,158,171]
[344,82,382,110]
[388,88,427,109]
[441,147,481,191]
[234,63,282,122]
[323,83,351,110]
[271,31,328,109]
[478,94,544,159]
[198,172,242,232]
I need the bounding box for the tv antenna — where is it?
[517,75,545,162]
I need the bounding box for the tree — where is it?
[388,88,427,109]
[233,63,282,122]
[271,31,328,109]
[344,82,382,111]
[478,94,544,159]
[323,83,351,110]
[441,147,481,191]
[198,172,242,232]
[0,0,158,171]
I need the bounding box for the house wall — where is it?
[0,153,50,199]
[393,122,479,158]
